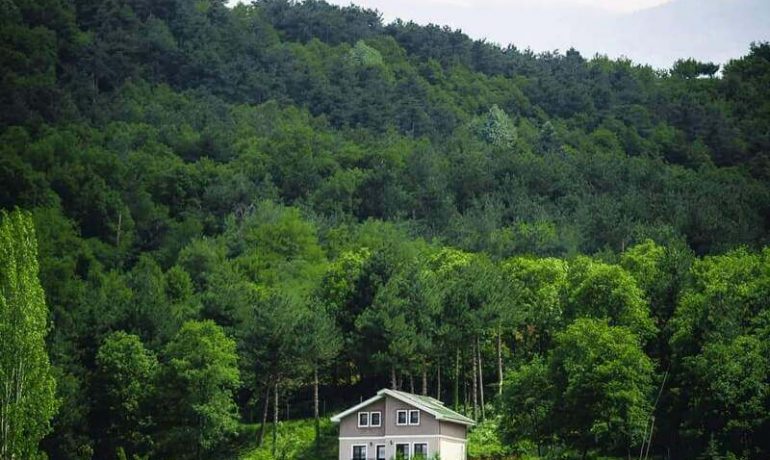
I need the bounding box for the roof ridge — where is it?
[331,388,475,426]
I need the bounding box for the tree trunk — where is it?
[258,384,270,446]
[472,341,478,420]
[453,349,460,411]
[272,381,279,457]
[409,374,414,393]
[436,361,442,401]
[478,336,485,420]
[498,327,504,396]
[116,211,122,247]
[463,352,468,413]
[421,365,427,396]
[314,366,320,452]
[391,366,397,390]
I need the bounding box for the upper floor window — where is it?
[396,409,408,425]
[370,411,382,427]
[409,409,420,425]
[358,412,369,427]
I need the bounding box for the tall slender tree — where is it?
[0,209,58,459]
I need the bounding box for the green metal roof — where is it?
[330,388,476,426]
[382,389,476,426]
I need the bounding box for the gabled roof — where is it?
[330,388,476,426]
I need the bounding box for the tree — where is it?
[671,58,720,79]
[356,257,440,390]
[93,331,157,459]
[297,298,341,450]
[346,40,384,67]
[684,335,769,458]
[0,209,58,459]
[669,248,770,458]
[473,104,517,149]
[500,359,552,456]
[156,320,240,459]
[237,289,306,448]
[549,319,654,458]
[500,256,568,356]
[566,257,656,340]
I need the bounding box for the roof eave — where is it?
[329,394,385,423]
[435,415,476,426]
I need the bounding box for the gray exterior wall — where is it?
[439,421,467,439]
[384,396,439,436]
[339,400,386,437]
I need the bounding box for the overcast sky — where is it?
[232,0,770,69]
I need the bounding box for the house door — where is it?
[376,445,386,460]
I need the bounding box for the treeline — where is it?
[1,0,770,459]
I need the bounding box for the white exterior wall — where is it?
[439,437,467,460]
[339,435,466,460]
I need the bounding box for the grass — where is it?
[236,419,337,460]
[234,418,646,460]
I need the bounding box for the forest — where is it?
[1,0,769,459]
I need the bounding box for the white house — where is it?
[330,389,475,460]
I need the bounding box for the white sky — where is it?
[229,0,770,69]
[335,0,673,14]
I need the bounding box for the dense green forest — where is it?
[1,0,770,458]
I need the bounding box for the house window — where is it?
[352,445,367,460]
[395,443,410,459]
[376,445,386,460]
[396,409,408,425]
[357,412,369,428]
[409,409,420,425]
[414,443,428,458]
[370,411,381,427]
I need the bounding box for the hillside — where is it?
[1,1,770,459]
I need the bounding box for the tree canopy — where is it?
[1,0,770,458]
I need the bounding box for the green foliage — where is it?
[238,419,337,460]
[0,209,58,459]
[551,319,654,453]
[566,257,656,340]
[157,320,241,459]
[467,417,511,458]
[672,58,720,79]
[500,359,552,452]
[94,331,157,459]
[347,40,384,67]
[1,1,770,458]
[473,104,517,149]
[669,248,770,458]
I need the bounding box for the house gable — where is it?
[331,388,475,427]
[339,399,386,437]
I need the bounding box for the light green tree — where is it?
[566,257,656,340]
[476,104,517,149]
[347,40,384,68]
[0,209,58,459]
[549,319,654,458]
